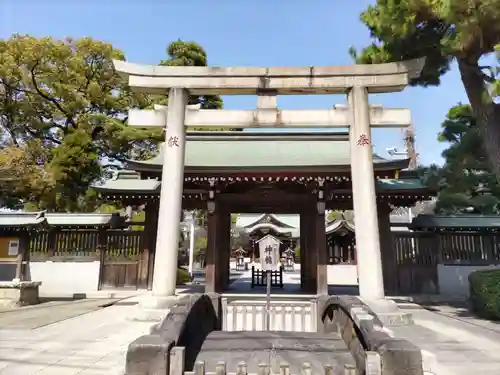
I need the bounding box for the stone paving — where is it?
[391,303,500,375]
[3,272,500,375]
[0,299,119,329]
[0,294,152,375]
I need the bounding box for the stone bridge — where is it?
[125,294,423,375]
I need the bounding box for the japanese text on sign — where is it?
[167,136,180,148]
[357,134,370,146]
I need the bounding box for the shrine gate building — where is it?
[96,131,434,295]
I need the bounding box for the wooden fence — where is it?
[25,228,500,293]
[29,229,147,289]
[391,231,500,294]
[29,230,144,259]
[392,231,500,266]
[30,230,101,260]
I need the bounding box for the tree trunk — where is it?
[458,58,500,181]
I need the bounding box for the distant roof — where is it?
[239,214,299,229]
[409,214,500,231]
[125,132,410,172]
[235,212,413,237]
[0,211,124,229]
[239,214,300,237]
[95,170,160,193]
[326,219,355,234]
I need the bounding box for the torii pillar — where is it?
[151,87,188,299]
[348,86,384,299]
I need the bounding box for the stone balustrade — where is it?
[125,293,221,374]
[317,295,423,375]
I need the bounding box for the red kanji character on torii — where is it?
[357,134,370,146]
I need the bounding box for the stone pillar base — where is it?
[361,298,414,326]
[0,281,42,307]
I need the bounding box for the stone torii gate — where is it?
[113,59,425,304]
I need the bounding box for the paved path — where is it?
[0,299,119,329]
[196,331,354,375]
[391,303,500,375]
[0,294,154,375]
[225,269,358,295]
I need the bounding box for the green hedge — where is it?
[469,269,500,320]
[176,268,191,285]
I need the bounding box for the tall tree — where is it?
[434,104,500,214]
[352,1,500,177]
[0,36,224,211]
[0,35,158,210]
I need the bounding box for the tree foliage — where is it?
[432,104,500,214]
[353,1,500,177]
[0,36,222,211]
[161,40,223,110]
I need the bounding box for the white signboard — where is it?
[257,235,281,271]
[8,239,19,256]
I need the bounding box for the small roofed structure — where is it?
[233,246,247,271]
[282,247,295,272]
[234,246,247,256]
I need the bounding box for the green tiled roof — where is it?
[0,212,47,228]
[97,171,428,193]
[375,179,426,190]
[0,211,123,229]
[95,170,160,193]
[410,214,500,231]
[126,132,409,170]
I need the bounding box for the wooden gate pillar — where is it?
[299,212,307,290]
[377,203,397,294]
[145,200,159,290]
[300,205,318,294]
[206,200,225,293]
[315,207,328,295]
[217,209,231,291]
[140,201,158,290]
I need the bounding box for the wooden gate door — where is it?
[393,232,439,294]
[99,231,148,290]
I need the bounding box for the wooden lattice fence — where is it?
[391,231,500,294]
[29,229,148,289]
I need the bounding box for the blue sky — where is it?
[1,0,470,165]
